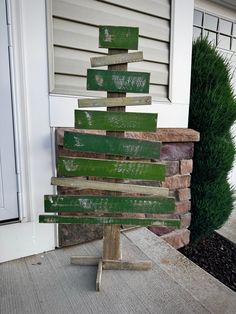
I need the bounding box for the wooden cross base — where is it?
[70,256,152,291]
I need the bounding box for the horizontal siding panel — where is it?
[54,74,168,100]
[53,19,169,64]
[52,0,170,42]
[99,0,171,20]
[54,47,168,85]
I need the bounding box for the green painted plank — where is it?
[39,215,180,228]
[74,110,157,132]
[44,195,175,214]
[87,69,150,93]
[78,96,152,108]
[57,157,166,180]
[51,177,169,197]
[64,132,161,159]
[91,51,143,67]
[99,26,139,49]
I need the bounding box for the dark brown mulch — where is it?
[179,232,236,292]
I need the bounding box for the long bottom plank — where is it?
[39,215,180,228]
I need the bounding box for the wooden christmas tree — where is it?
[40,26,180,291]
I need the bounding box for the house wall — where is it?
[1,0,195,263]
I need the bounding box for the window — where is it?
[47,0,171,101]
[193,9,236,52]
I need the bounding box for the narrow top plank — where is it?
[99,26,139,49]
[91,51,143,67]
[78,96,151,108]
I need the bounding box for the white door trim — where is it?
[0,0,55,263]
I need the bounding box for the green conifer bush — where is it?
[188,38,236,242]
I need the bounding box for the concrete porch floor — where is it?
[1,228,235,314]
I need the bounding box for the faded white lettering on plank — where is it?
[95,75,104,87]
[63,159,78,172]
[112,75,147,90]
[104,28,112,42]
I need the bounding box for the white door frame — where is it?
[0,0,18,221]
[0,0,55,263]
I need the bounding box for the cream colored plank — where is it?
[52,0,170,42]
[70,256,100,265]
[53,19,169,63]
[91,51,143,67]
[103,260,152,271]
[96,260,103,292]
[51,177,169,197]
[100,0,171,20]
[78,96,151,108]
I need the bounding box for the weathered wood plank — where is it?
[64,132,161,159]
[51,177,169,197]
[39,215,181,228]
[87,69,150,93]
[99,26,139,50]
[103,260,152,271]
[96,260,103,291]
[71,256,100,265]
[78,96,152,108]
[91,51,143,67]
[44,195,175,214]
[57,157,165,180]
[74,110,157,132]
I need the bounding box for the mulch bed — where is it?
[179,232,236,292]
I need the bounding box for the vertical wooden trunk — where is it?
[102,49,128,260]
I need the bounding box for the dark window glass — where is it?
[204,30,217,45]
[232,38,236,51]
[218,34,231,50]
[194,10,203,26]
[219,19,232,35]
[193,27,202,40]
[205,14,218,31]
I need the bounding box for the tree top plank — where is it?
[99,26,139,50]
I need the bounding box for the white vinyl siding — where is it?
[48,0,171,101]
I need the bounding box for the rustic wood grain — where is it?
[57,156,166,180]
[91,51,143,67]
[39,215,181,227]
[99,26,139,49]
[103,260,152,270]
[87,69,150,93]
[78,96,151,108]
[44,195,175,214]
[74,110,157,132]
[51,177,169,196]
[64,131,161,159]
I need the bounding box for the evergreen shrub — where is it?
[188,38,236,242]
